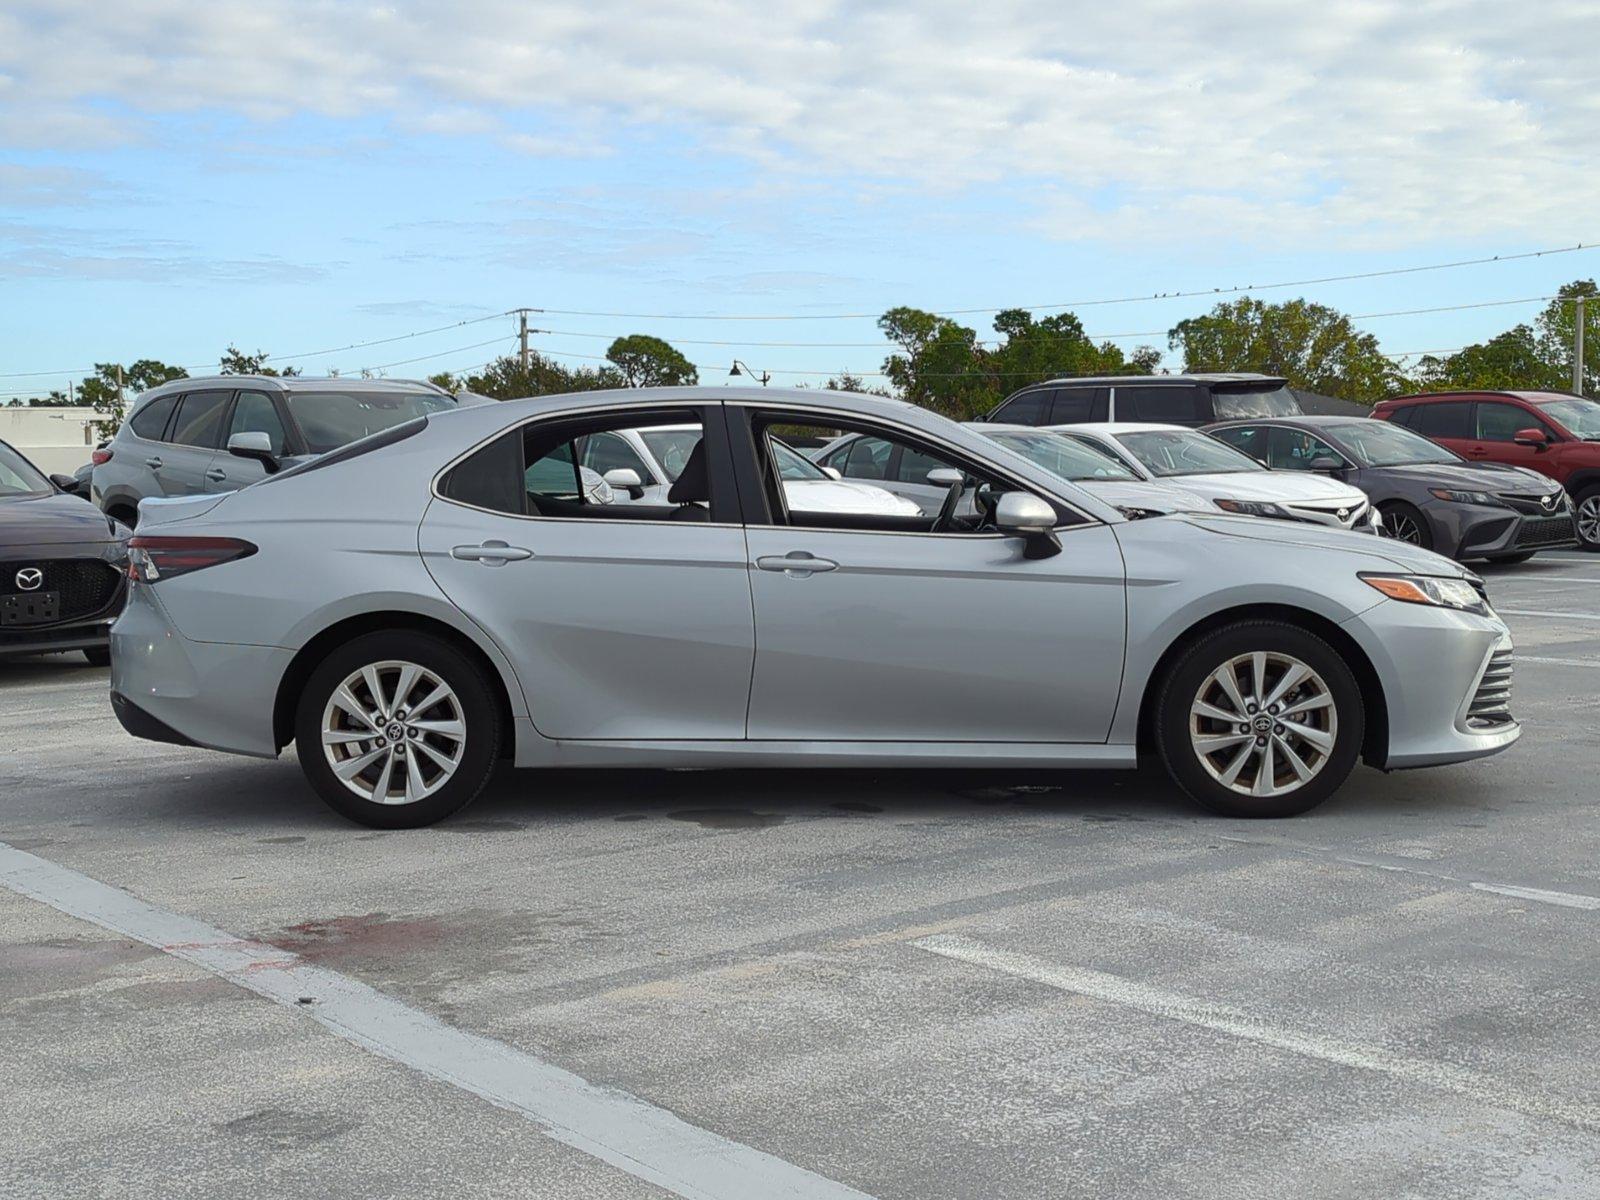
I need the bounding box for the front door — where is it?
[418,405,755,741]
[736,408,1128,744]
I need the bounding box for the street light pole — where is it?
[729,359,771,386]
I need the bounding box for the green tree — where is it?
[1411,325,1560,393]
[1168,297,1407,402]
[219,345,300,377]
[461,353,620,401]
[823,371,890,397]
[66,359,189,435]
[1534,280,1599,396]
[604,335,697,387]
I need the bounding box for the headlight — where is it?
[1429,487,1501,506]
[1214,498,1294,519]
[1361,573,1492,616]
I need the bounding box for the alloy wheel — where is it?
[1189,651,1338,798]
[1385,510,1423,545]
[1578,495,1600,547]
[320,660,466,805]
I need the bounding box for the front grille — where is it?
[1466,649,1514,728]
[1286,499,1368,529]
[1515,514,1578,548]
[0,558,124,623]
[1500,493,1566,516]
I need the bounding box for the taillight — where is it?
[91,448,113,466]
[127,536,257,582]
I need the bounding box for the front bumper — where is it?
[110,579,291,758]
[1,542,126,658]
[1342,598,1520,769]
[1428,497,1578,558]
[0,617,114,658]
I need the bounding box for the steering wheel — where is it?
[930,479,964,533]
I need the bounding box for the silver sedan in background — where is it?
[111,388,1518,828]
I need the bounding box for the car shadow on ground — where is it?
[0,656,106,685]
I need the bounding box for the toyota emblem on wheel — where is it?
[14,567,43,592]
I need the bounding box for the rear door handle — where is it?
[451,540,533,565]
[205,468,227,482]
[145,457,163,470]
[756,552,839,576]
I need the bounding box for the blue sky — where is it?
[4,1,1599,399]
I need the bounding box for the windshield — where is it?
[0,441,51,497]
[1211,385,1301,420]
[1537,397,1600,439]
[990,430,1137,481]
[1115,430,1265,476]
[285,390,457,454]
[1334,421,1458,466]
[773,439,828,481]
[639,429,703,481]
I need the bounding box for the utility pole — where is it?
[115,364,124,405]
[1576,295,1587,396]
[519,310,530,371]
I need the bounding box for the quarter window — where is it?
[169,392,232,448]
[129,394,179,441]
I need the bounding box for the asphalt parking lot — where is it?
[4,549,1600,1200]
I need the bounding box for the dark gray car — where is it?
[1207,416,1576,562]
[91,375,464,526]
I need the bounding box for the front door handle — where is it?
[1468,446,1488,457]
[205,467,227,482]
[756,551,839,576]
[451,540,533,565]
[145,456,163,470]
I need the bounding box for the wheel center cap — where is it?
[385,721,406,743]
[1253,715,1274,733]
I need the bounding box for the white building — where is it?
[0,406,101,474]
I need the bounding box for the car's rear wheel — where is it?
[107,505,138,529]
[1379,501,1432,550]
[1155,621,1364,818]
[82,646,110,667]
[294,632,501,828]
[1575,485,1600,551]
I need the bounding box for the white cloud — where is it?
[3,0,1598,245]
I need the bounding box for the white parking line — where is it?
[1499,609,1600,622]
[0,842,875,1200]
[912,934,1600,1133]
[1517,655,1600,668]
[1470,882,1600,910]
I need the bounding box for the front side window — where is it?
[286,390,456,455]
[129,393,178,441]
[579,430,653,480]
[1267,428,1343,470]
[1333,421,1458,466]
[1475,401,1545,443]
[228,390,289,455]
[0,441,50,496]
[1210,385,1301,419]
[1209,425,1268,462]
[1408,401,1472,439]
[1114,429,1265,476]
[170,392,233,448]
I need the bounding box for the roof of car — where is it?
[1010,372,1287,389]
[136,374,451,400]
[1045,422,1197,435]
[1379,389,1583,405]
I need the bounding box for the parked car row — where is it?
[96,385,1520,831]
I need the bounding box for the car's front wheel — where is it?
[1155,621,1364,818]
[294,631,502,828]
[1575,485,1600,551]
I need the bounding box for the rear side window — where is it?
[169,392,233,448]
[1409,401,1472,439]
[1118,386,1201,423]
[991,390,1050,425]
[129,394,178,441]
[1048,387,1103,424]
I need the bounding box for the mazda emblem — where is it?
[14,567,44,592]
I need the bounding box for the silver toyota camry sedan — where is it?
[109,387,1519,828]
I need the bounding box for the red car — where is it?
[1372,390,1600,550]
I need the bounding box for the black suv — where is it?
[980,373,1302,428]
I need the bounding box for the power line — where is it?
[527,241,1599,321]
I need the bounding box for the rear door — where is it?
[1113,384,1204,426]
[159,390,234,496]
[1470,399,1556,472]
[1406,399,1475,458]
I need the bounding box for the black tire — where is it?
[1379,500,1432,550]
[82,646,111,667]
[1482,551,1536,565]
[294,631,502,829]
[1154,621,1364,818]
[1575,484,1600,551]
[108,505,139,530]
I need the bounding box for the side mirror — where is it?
[1513,427,1550,449]
[227,431,280,474]
[926,467,964,487]
[49,473,78,492]
[995,492,1061,559]
[1307,454,1345,472]
[603,467,647,499]
[821,466,842,481]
